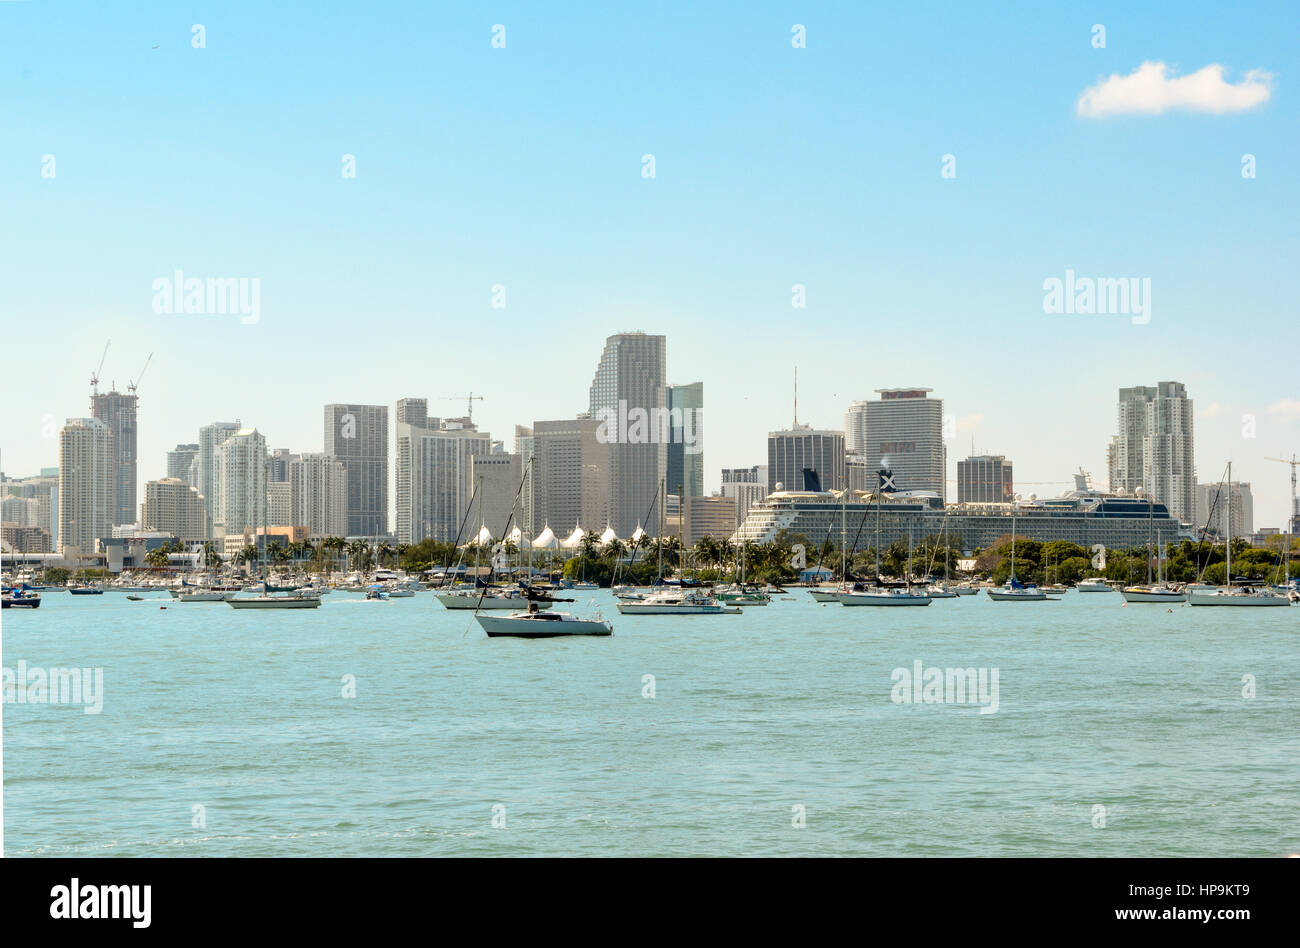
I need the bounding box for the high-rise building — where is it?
[1107,382,1195,523]
[957,455,1014,504]
[720,465,769,526]
[215,428,268,538]
[844,401,869,455]
[394,420,491,544]
[90,388,138,526]
[289,453,349,539]
[469,453,524,539]
[859,388,945,498]
[767,426,845,492]
[1,524,51,553]
[198,422,240,535]
[323,404,389,537]
[665,382,704,499]
[58,417,115,555]
[268,448,298,483]
[267,481,293,526]
[166,444,199,485]
[4,468,59,549]
[531,418,610,537]
[588,332,667,537]
[396,398,430,430]
[680,495,737,545]
[141,477,208,541]
[1195,482,1253,538]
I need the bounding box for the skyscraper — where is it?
[198,422,240,536]
[588,332,666,537]
[58,417,115,555]
[141,478,208,541]
[665,382,704,499]
[90,388,138,525]
[1195,481,1253,537]
[531,418,609,537]
[469,453,524,539]
[860,388,945,498]
[767,426,845,492]
[957,455,1014,504]
[323,404,389,537]
[215,428,267,538]
[1107,382,1195,523]
[844,401,869,455]
[396,397,429,429]
[167,443,200,485]
[394,420,491,544]
[289,453,349,539]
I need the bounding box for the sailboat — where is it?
[1188,463,1290,607]
[987,514,1048,601]
[839,491,931,605]
[1121,494,1186,602]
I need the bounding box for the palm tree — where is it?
[580,530,600,559]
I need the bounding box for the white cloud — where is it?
[956,413,984,433]
[1202,402,1223,418]
[1265,398,1300,420]
[1076,62,1273,118]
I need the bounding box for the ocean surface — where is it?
[3,587,1297,857]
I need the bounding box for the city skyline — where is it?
[2,3,1296,526]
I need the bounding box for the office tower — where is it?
[215,428,267,538]
[665,382,704,499]
[844,401,869,455]
[957,455,1014,504]
[90,388,138,525]
[1195,482,1253,538]
[859,388,945,498]
[469,453,523,539]
[845,455,869,492]
[4,468,59,549]
[588,332,667,537]
[323,404,389,537]
[395,420,491,544]
[721,465,765,485]
[268,481,293,526]
[141,478,208,541]
[289,453,349,539]
[198,422,240,535]
[167,444,200,485]
[1107,382,1195,523]
[683,495,738,546]
[396,398,429,429]
[531,418,610,537]
[268,448,297,483]
[58,417,115,555]
[767,426,845,492]
[720,466,769,527]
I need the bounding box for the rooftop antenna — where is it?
[793,366,798,426]
[90,339,110,397]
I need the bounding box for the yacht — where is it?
[616,590,741,615]
[476,605,612,638]
[1076,578,1112,593]
[228,590,322,609]
[435,587,553,611]
[839,587,933,606]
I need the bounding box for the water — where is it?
[3,589,1298,856]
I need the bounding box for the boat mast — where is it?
[1225,461,1232,590]
[1147,491,1154,585]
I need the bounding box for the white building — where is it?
[290,453,348,538]
[141,477,208,541]
[58,417,116,556]
[215,428,267,538]
[395,421,492,544]
[1107,382,1195,524]
[198,422,240,536]
[858,388,945,499]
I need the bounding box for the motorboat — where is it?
[1076,578,1112,592]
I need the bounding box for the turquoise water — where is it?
[3,589,1298,857]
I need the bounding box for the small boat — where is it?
[365,589,388,601]
[838,587,933,606]
[2,588,41,608]
[228,591,322,609]
[808,587,843,602]
[176,589,235,602]
[68,585,104,595]
[616,590,741,615]
[924,584,959,599]
[571,582,600,590]
[1121,584,1188,603]
[1076,578,1112,592]
[1187,586,1290,607]
[987,580,1048,601]
[952,583,980,596]
[126,594,144,601]
[476,604,612,638]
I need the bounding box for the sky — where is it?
[2,1,1297,527]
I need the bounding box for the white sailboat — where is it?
[987,515,1048,601]
[1189,463,1290,607]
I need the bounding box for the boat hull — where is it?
[1187,590,1290,606]
[986,589,1048,601]
[227,597,321,609]
[476,614,611,637]
[838,593,932,606]
[616,603,739,614]
[436,594,552,610]
[1121,588,1188,603]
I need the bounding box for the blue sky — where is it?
[2,1,1297,525]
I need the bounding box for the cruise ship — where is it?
[733,469,1193,553]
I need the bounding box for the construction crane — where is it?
[90,339,110,397]
[128,352,154,395]
[443,393,485,425]
[1264,454,1299,530]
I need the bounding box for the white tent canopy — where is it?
[473,525,493,546]
[599,526,618,546]
[531,525,559,550]
[560,526,585,550]
[507,526,524,546]
[629,525,646,544]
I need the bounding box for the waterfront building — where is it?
[957,455,1014,504]
[588,332,667,537]
[323,404,389,537]
[215,428,268,538]
[141,477,208,541]
[166,443,199,485]
[268,481,293,527]
[530,418,609,538]
[767,425,845,493]
[90,388,138,526]
[858,388,945,500]
[198,422,240,536]
[665,382,704,499]
[395,420,492,544]
[289,454,349,539]
[1107,382,1196,524]
[58,417,116,556]
[269,448,298,483]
